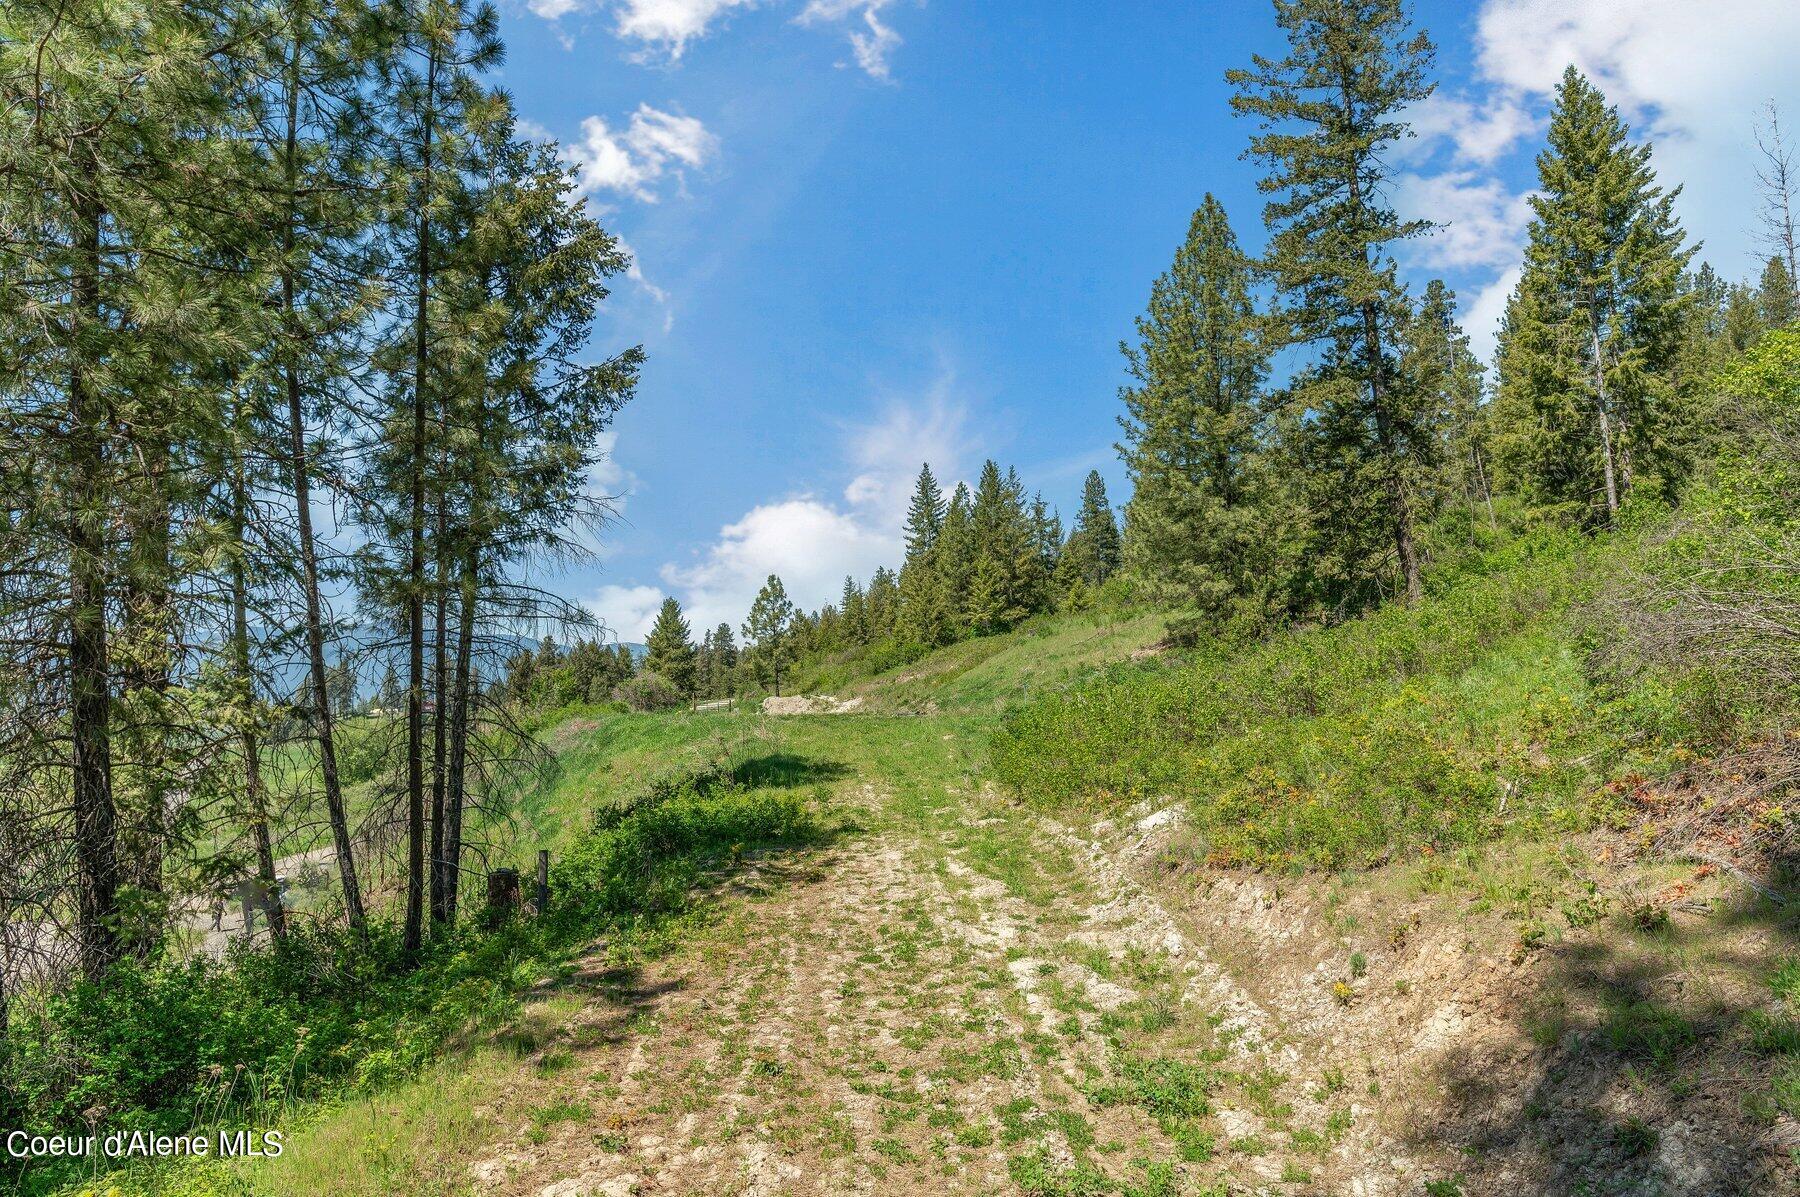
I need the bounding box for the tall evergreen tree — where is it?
[253,0,382,930]
[1402,280,1491,533]
[936,484,976,636]
[1229,0,1438,605]
[866,567,901,639]
[966,462,1037,632]
[1761,255,1797,331]
[897,464,950,646]
[1064,472,1120,589]
[1118,196,1270,612]
[743,575,796,696]
[707,622,739,696]
[1492,67,1695,525]
[839,576,868,644]
[644,597,698,696]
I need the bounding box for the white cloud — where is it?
[1405,91,1536,165]
[524,0,906,79]
[840,383,970,532]
[1457,263,1521,371]
[660,497,899,634]
[1471,0,1800,272]
[565,104,717,202]
[584,583,666,642]
[1395,170,1534,270]
[798,0,902,81]
[595,366,974,637]
[584,430,635,505]
[610,0,758,56]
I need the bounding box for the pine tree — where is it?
[1402,280,1491,534]
[645,597,698,696]
[744,575,796,696]
[1229,0,1437,605]
[967,462,1037,631]
[898,465,950,645]
[1022,494,1059,613]
[1492,67,1694,525]
[839,576,868,644]
[902,464,946,557]
[936,485,976,636]
[866,567,901,639]
[1064,472,1120,589]
[1761,256,1798,331]
[1118,196,1270,612]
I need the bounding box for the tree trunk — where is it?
[228,436,285,941]
[68,165,120,981]
[120,434,171,922]
[403,46,438,961]
[445,546,477,928]
[428,525,448,929]
[1362,299,1422,603]
[1589,315,1621,520]
[281,37,364,928]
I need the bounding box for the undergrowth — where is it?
[991,529,1671,869]
[5,739,827,1197]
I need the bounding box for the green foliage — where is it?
[1229,0,1439,606]
[643,597,698,696]
[744,575,797,695]
[993,529,1642,869]
[1062,471,1121,592]
[614,670,682,712]
[1,758,821,1191]
[1118,196,1276,616]
[1492,67,1695,525]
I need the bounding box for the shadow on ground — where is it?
[729,751,853,789]
[1426,868,1800,1196]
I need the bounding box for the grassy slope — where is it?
[992,531,1661,869]
[56,532,1800,1195]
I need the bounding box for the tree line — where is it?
[509,462,1126,710]
[1119,4,1797,628]
[545,0,1800,710]
[0,0,639,996]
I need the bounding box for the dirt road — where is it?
[469,780,1418,1196]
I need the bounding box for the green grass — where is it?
[990,530,1678,870]
[832,609,1169,714]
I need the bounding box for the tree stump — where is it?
[484,868,521,926]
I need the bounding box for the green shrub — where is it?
[992,529,1620,868]
[2,768,821,1196]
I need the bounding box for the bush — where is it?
[991,529,1621,869]
[614,670,681,711]
[1,760,822,1195]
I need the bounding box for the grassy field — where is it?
[33,516,1800,1196]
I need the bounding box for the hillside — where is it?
[63,520,1793,1197]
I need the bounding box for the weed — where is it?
[1602,999,1697,1067]
[526,1099,590,1143]
[535,1046,575,1075]
[1616,1117,1660,1156]
[1349,951,1368,979]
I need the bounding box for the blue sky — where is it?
[492,0,1800,641]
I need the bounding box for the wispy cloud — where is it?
[1395,169,1534,271]
[524,0,906,79]
[564,104,718,202]
[797,0,903,81]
